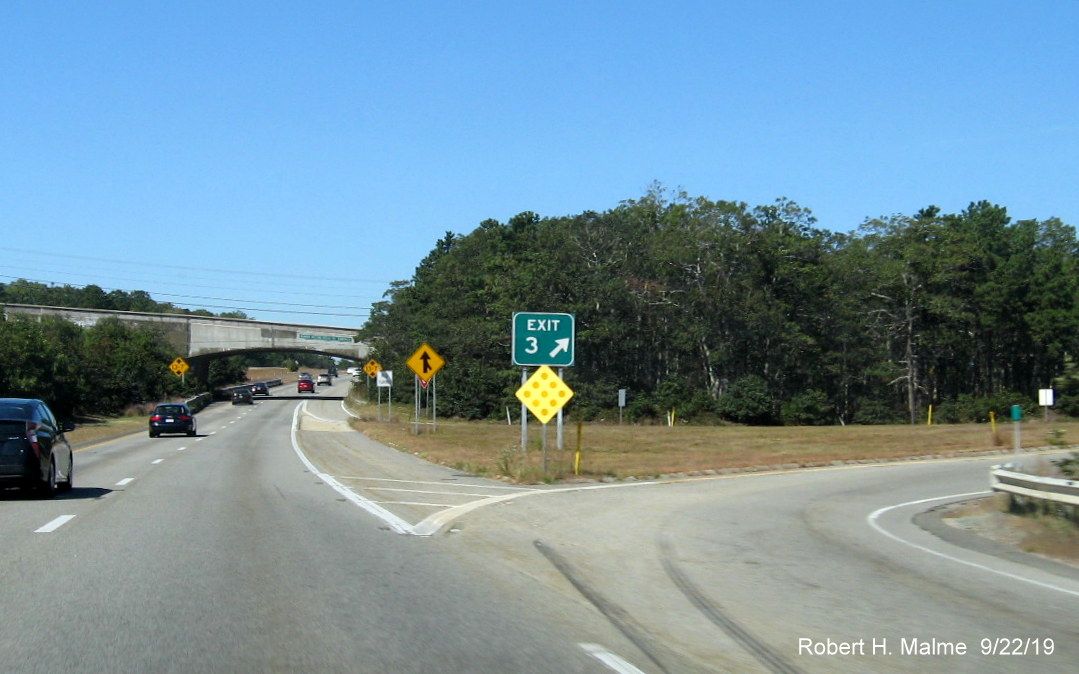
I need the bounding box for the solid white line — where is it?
[291,402,417,535]
[116,477,135,486]
[35,515,76,533]
[335,475,538,491]
[366,487,507,498]
[868,491,1079,598]
[367,500,454,508]
[579,644,646,674]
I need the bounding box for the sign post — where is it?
[364,359,381,400]
[1011,404,1022,453]
[1039,388,1054,422]
[376,370,393,421]
[515,366,575,473]
[512,313,575,452]
[169,357,190,386]
[407,344,445,433]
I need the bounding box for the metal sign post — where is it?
[520,368,528,452]
[407,344,445,434]
[515,366,575,470]
[1011,404,1022,453]
[512,313,575,453]
[377,370,393,421]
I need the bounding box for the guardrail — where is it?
[990,465,1079,508]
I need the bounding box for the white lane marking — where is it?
[116,477,135,486]
[337,475,537,491]
[366,487,510,499]
[152,459,164,464]
[291,402,416,535]
[579,644,646,674]
[177,446,187,451]
[368,500,454,508]
[35,515,76,533]
[868,491,1079,598]
[306,408,346,423]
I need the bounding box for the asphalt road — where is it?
[3,377,1077,673]
[0,379,638,673]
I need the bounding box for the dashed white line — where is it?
[116,477,135,486]
[579,644,646,674]
[152,459,164,464]
[35,515,76,533]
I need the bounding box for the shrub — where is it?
[781,390,834,426]
[717,375,775,425]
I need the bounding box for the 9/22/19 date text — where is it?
[798,637,1055,657]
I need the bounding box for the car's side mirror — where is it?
[62,420,76,432]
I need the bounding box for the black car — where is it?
[0,398,75,497]
[232,389,253,405]
[250,382,270,396]
[149,403,197,437]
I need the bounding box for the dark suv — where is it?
[149,403,197,437]
[0,398,75,497]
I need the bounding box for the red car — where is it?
[297,379,315,394]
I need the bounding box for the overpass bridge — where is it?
[1,303,369,383]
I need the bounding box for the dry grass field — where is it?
[345,397,1079,484]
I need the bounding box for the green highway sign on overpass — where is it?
[512,312,575,367]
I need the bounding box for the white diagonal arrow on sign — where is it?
[549,338,570,358]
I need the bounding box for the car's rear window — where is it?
[156,406,186,415]
[0,421,27,437]
[0,404,32,421]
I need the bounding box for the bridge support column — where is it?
[188,356,212,391]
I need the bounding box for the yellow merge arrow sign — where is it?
[406,343,445,380]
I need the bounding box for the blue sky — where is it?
[2,2,1077,328]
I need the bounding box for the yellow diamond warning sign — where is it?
[515,365,573,424]
[169,357,190,377]
[406,343,445,381]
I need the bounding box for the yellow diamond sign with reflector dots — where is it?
[515,365,574,424]
[169,357,190,377]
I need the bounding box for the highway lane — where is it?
[7,376,1078,673]
[0,381,647,674]
[444,455,1079,673]
[281,384,1079,672]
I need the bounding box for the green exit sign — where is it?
[512,312,575,367]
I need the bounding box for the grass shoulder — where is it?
[345,394,1079,484]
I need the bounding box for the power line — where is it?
[0,247,392,286]
[0,264,382,301]
[0,275,371,318]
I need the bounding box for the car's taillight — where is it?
[179,415,192,421]
[150,415,163,422]
[25,421,40,458]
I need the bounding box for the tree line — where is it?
[360,187,1079,425]
[0,315,194,417]
[0,279,249,318]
